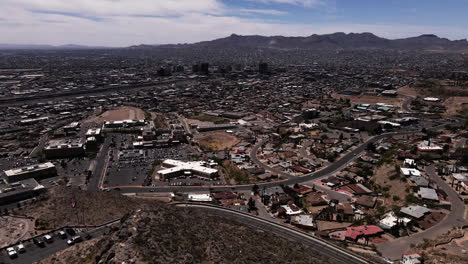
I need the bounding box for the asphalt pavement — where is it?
[0,223,115,264]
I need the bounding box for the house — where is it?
[345,225,384,241]
[401,252,423,264]
[417,187,439,201]
[345,184,372,195]
[336,203,354,218]
[400,205,431,219]
[278,204,303,216]
[287,184,314,197]
[355,195,377,208]
[291,214,315,230]
[306,191,328,206]
[378,212,411,230]
[212,191,238,200]
[409,176,429,187]
[404,158,416,167]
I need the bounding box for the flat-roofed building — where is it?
[0,178,45,205]
[157,159,218,180]
[44,138,85,159]
[103,119,146,129]
[3,162,57,183]
[85,128,103,141]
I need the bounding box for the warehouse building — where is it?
[3,162,57,183]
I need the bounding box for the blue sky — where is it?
[1,0,467,46]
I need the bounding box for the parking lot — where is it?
[102,134,198,187]
[0,224,114,264]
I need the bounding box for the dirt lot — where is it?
[84,106,146,123]
[17,187,152,229]
[196,131,240,151]
[443,97,468,116]
[414,228,468,264]
[397,86,419,98]
[150,112,169,128]
[0,216,35,247]
[372,164,407,208]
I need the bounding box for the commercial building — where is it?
[157,159,218,180]
[103,119,146,129]
[44,138,85,159]
[0,178,45,205]
[417,141,443,152]
[3,162,57,183]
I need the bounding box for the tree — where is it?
[252,184,259,195]
[443,144,450,153]
[247,197,257,211]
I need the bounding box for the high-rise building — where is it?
[259,62,269,74]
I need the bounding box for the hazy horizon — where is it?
[1,0,468,47]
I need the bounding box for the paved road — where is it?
[400,95,414,113]
[377,164,467,260]
[0,223,117,264]
[87,137,111,191]
[176,202,371,264]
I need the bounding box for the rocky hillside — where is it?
[38,203,333,264]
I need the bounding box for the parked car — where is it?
[17,243,26,253]
[6,247,17,259]
[44,234,53,243]
[67,236,83,246]
[58,230,67,239]
[33,238,45,247]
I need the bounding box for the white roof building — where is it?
[401,168,421,177]
[158,159,218,178]
[188,193,212,202]
[417,141,443,152]
[423,97,440,102]
[4,162,55,178]
[378,212,411,230]
[280,204,303,216]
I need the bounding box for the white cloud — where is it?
[255,0,325,8]
[1,0,225,17]
[240,8,287,15]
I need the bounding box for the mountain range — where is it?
[2,32,468,51]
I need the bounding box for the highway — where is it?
[0,79,194,106]
[175,202,371,264]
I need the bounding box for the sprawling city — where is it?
[1,1,468,264]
